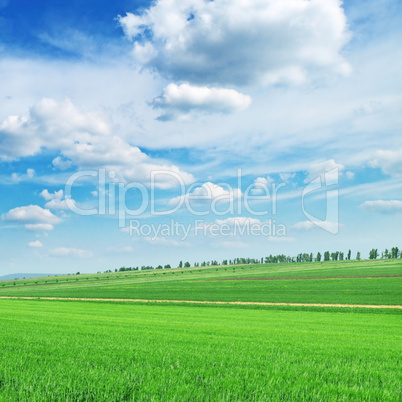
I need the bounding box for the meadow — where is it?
[0,259,400,305]
[0,260,401,400]
[0,300,401,400]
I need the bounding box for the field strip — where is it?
[206,274,402,281]
[0,296,401,309]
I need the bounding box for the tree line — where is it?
[102,246,400,273]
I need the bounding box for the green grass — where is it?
[0,260,401,305]
[0,300,401,400]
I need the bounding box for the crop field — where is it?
[0,300,401,400]
[0,260,401,400]
[0,259,401,305]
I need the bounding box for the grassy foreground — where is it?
[0,259,401,305]
[0,300,401,400]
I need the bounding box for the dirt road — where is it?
[0,296,401,309]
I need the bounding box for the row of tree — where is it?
[369,247,400,259]
[103,246,401,273]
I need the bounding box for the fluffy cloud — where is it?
[25,224,54,232]
[305,159,344,184]
[360,200,402,214]
[28,240,43,248]
[251,176,275,195]
[0,98,194,188]
[2,205,61,232]
[369,149,402,177]
[170,182,241,205]
[40,189,71,210]
[152,83,252,120]
[119,0,350,86]
[49,247,93,258]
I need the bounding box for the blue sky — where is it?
[0,0,401,274]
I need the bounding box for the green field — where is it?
[0,259,401,305]
[0,300,401,400]
[0,260,401,400]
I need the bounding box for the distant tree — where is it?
[76,272,80,275]
[222,260,228,265]
[369,249,378,259]
[391,247,400,259]
[184,262,191,268]
[356,251,361,260]
[316,252,322,262]
[164,264,171,269]
[156,265,163,270]
[324,251,330,261]
[347,249,351,260]
[179,261,183,268]
[339,252,344,261]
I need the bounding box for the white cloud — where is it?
[369,149,402,177]
[49,247,93,258]
[152,83,252,120]
[0,98,194,188]
[27,168,34,178]
[52,156,73,170]
[40,189,71,210]
[28,240,43,248]
[170,182,241,205]
[25,224,54,232]
[2,205,61,225]
[251,176,275,195]
[346,171,355,179]
[360,200,402,214]
[119,0,350,86]
[305,159,344,183]
[279,172,295,183]
[292,220,341,232]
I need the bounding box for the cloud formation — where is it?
[0,98,194,188]
[305,159,344,183]
[360,200,402,214]
[152,83,252,120]
[2,205,61,231]
[170,182,241,206]
[370,149,402,177]
[119,0,350,86]
[40,189,70,210]
[28,240,43,248]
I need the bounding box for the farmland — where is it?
[0,259,400,306]
[0,259,401,400]
[0,300,401,400]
